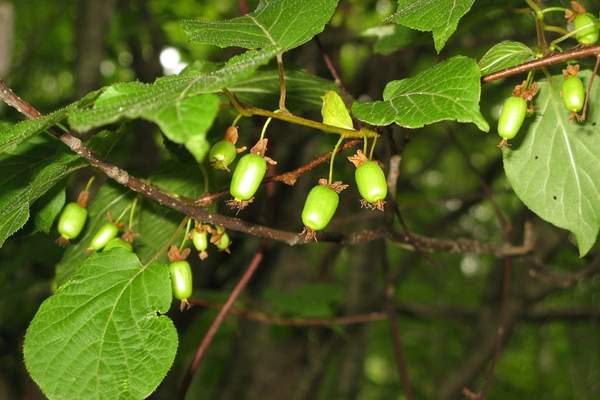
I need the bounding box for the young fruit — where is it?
[192,229,208,252]
[169,260,193,301]
[301,185,339,231]
[88,222,119,251]
[230,153,267,202]
[103,237,133,252]
[562,75,585,113]
[574,13,599,45]
[57,202,88,241]
[497,96,528,141]
[216,232,231,251]
[355,161,387,205]
[209,140,237,170]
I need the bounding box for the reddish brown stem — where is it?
[179,250,264,398]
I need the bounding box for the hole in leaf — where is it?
[553,195,557,200]
[534,155,539,160]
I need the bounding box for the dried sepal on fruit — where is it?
[227,138,276,211]
[301,179,346,241]
[209,126,247,171]
[497,81,539,148]
[168,245,193,311]
[209,226,231,253]
[562,64,586,119]
[191,224,209,260]
[348,150,387,211]
[566,2,599,45]
[56,187,91,246]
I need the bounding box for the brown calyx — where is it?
[168,245,190,262]
[318,178,349,194]
[347,150,369,168]
[360,198,386,212]
[250,138,277,165]
[513,80,539,101]
[76,190,89,208]
[300,227,318,242]
[224,126,239,144]
[226,198,254,213]
[563,64,580,78]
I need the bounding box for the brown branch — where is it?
[195,139,361,206]
[0,82,536,255]
[314,36,354,108]
[482,44,600,83]
[238,0,248,15]
[187,298,600,327]
[179,250,264,399]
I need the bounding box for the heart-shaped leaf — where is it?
[24,250,177,400]
[503,72,600,256]
[352,56,489,132]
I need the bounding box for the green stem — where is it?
[328,135,345,185]
[524,0,543,19]
[541,6,566,14]
[525,69,535,89]
[544,25,569,35]
[128,198,138,230]
[231,113,243,127]
[550,24,596,50]
[223,88,377,139]
[115,203,133,223]
[259,116,274,141]
[368,134,379,160]
[180,218,192,249]
[83,176,96,192]
[363,131,368,154]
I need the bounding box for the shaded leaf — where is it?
[0,132,120,248]
[389,0,475,52]
[146,94,220,163]
[503,72,600,256]
[479,41,534,75]
[33,185,66,234]
[68,48,278,133]
[229,69,338,110]
[362,24,416,55]
[182,0,339,52]
[24,250,177,400]
[352,56,489,132]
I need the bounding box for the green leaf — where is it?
[229,69,338,110]
[321,91,353,130]
[503,72,600,256]
[182,0,339,52]
[55,162,204,285]
[352,56,489,132]
[479,41,534,75]
[0,131,120,248]
[389,0,475,52]
[146,94,220,163]
[362,25,416,55]
[0,90,101,154]
[33,185,66,234]
[68,48,278,133]
[24,250,177,400]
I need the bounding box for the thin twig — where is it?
[578,54,600,121]
[179,250,264,399]
[314,36,353,108]
[238,0,248,15]
[381,244,415,400]
[479,259,512,399]
[276,53,287,111]
[482,44,600,83]
[222,88,377,138]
